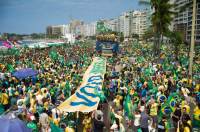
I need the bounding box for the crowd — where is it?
[0,42,199,132]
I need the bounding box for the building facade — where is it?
[186,0,200,44]
[131,11,148,38]
[46,25,68,36]
[84,22,96,37]
[173,0,188,41]
[173,0,200,44]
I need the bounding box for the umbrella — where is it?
[0,113,32,132]
[12,68,38,79]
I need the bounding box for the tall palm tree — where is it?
[139,0,174,55]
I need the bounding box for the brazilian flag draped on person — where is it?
[124,95,133,119]
[158,93,178,122]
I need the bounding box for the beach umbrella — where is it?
[12,68,38,80]
[0,114,31,132]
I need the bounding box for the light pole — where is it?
[189,0,196,79]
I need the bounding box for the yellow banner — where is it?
[58,57,106,112]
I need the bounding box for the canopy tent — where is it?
[12,68,38,80]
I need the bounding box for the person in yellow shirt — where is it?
[181,101,190,114]
[82,115,92,132]
[65,121,75,132]
[30,95,36,113]
[113,95,122,108]
[150,100,158,129]
[0,90,9,110]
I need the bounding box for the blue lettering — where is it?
[88,75,103,83]
[70,75,103,107]
[80,85,98,98]
[70,92,97,106]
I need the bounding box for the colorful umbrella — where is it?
[12,68,38,80]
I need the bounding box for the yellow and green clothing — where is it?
[150,103,158,116]
[193,106,200,128]
[0,93,9,105]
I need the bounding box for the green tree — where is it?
[167,31,183,60]
[139,0,174,55]
[142,27,154,42]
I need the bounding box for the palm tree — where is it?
[139,0,174,55]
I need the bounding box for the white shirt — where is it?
[39,113,49,126]
[140,106,145,112]
[134,114,141,126]
[110,122,125,132]
[36,94,43,105]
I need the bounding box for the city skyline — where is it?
[0,0,144,34]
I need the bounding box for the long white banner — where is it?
[58,57,106,112]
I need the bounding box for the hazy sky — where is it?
[0,0,143,34]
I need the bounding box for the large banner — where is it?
[58,57,106,112]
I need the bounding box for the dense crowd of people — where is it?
[0,42,199,132]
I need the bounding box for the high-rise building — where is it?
[119,15,125,34]
[84,22,96,37]
[117,10,148,38]
[138,0,153,29]
[131,11,148,37]
[173,0,200,44]
[186,0,200,44]
[173,0,188,41]
[118,11,132,37]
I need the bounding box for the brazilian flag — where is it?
[124,95,133,119]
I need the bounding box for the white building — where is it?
[118,12,132,37]
[117,10,148,38]
[84,22,96,37]
[131,11,148,37]
[119,15,124,34]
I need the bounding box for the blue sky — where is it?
[0,0,143,34]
